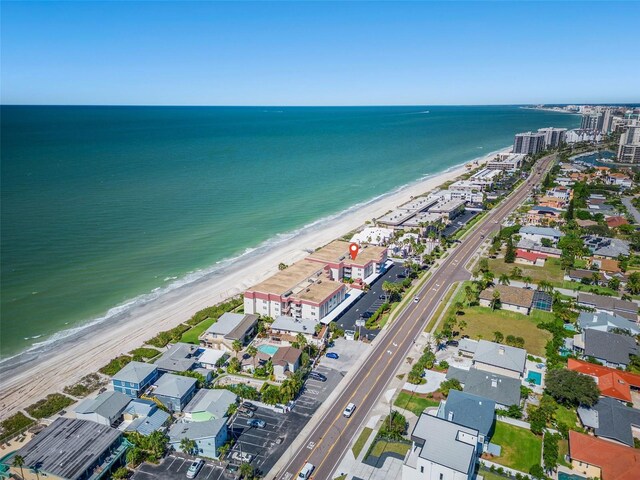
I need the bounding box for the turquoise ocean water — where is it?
[0,106,579,360]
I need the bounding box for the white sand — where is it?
[0,149,507,420]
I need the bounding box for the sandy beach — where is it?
[0,148,507,420]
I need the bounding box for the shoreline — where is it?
[0,145,509,420]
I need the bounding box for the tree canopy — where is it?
[545,369,599,407]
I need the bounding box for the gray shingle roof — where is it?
[183,389,237,419]
[577,292,638,315]
[168,418,227,443]
[578,397,640,447]
[125,408,170,436]
[14,418,122,480]
[458,339,479,354]
[154,342,199,372]
[520,226,563,238]
[272,315,318,334]
[112,361,157,384]
[473,340,526,374]
[459,368,521,407]
[584,329,638,366]
[74,390,131,420]
[153,373,197,398]
[204,313,258,340]
[411,414,477,474]
[578,311,640,336]
[442,390,496,437]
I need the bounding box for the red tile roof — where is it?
[569,430,640,480]
[606,216,629,228]
[567,358,640,402]
[515,249,547,262]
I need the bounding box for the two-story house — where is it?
[112,361,159,398]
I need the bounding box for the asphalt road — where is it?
[275,154,556,480]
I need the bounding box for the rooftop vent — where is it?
[498,347,505,355]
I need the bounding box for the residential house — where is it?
[403,413,478,480]
[568,358,640,403]
[577,397,640,447]
[154,342,200,373]
[583,235,630,258]
[150,373,197,412]
[565,269,606,284]
[568,430,640,480]
[519,226,563,245]
[112,361,159,398]
[606,172,633,189]
[578,311,640,336]
[524,206,564,226]
[606,215,629,229]
[588,257,622,275]
[458,339,479,358]
[122,399,171,436]
[437,390,496,452]
[515,249,547,267]
[2,418,129,480]
[270,315,328,347]
[575,219,599,228]
[199,312,259,351]
[168,418,228,459]
[576,292,638,321]
[74,390,131,426]
[516,238,562,258]
[537,195,568,210]
[573,329,638,368]
[272,346,302,381]
[183,388,237,422]
[470,340,527,379]
[479,285,535,315]
[198,348,228,370]
[446,368,521,409]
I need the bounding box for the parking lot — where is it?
[227,364,342,474]
[133,455,226,480]
[321,338,371,373]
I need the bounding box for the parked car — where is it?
[446,340,459,347]
[326,352,339,359]
[343,402,356,417]
[186,459,204,479]
[238,406,254,417]
[247,418,266,428]
[231,451,253,463]
[379,294,386,300]
[242,401,258,411]
[309,371,327,382]
[298,463,315,479]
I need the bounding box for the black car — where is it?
[446,340,459,347]
[242,401,258,411]
[308,371,327,382]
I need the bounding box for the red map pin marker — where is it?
[349,243,359,260]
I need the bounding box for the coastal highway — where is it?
[276,154,555,480]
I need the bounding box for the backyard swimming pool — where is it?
[558,473,587,480]
[258,345,279,356]
[526,370,542,385]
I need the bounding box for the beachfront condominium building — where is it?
[486,153,525,173]
[538,127,567,148]
[618,122,640,163]
[513,131,546,155]
[581,113,600,131]
[305,240,388,281]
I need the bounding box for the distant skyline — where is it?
[1,1,639,106]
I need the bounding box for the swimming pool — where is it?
[526,370,542,385]
[558,473,587,480]
[258,345,279,356]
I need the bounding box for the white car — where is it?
[298,463,315,479]
[186,459,204,479]
[343,402,356,417]
[413,297,420,303]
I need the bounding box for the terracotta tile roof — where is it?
[569,430,640,480]
[606,216,629,228]
[575,219,598,227]
[593,258,621,274]
[479,285,534,309]
[516,249,547,262]
[567,358,640,402]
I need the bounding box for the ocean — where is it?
[0,105,579,360]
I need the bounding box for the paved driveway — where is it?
[320,338,371,373]
[133,455,225,480]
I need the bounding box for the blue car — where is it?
[326,352,339,359]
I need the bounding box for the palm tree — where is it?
[232,340,243,359]
[493,331,504,343]
[454,301,464,315]
[482,271,495,288]
[538,280,553,293]
[13,455,24,479]
[239,462,254,479]
[591,271,600,286]
[246,345,258,370]
[382,281,392,302]
[522,275,533,288]
[490,290,501,311]
[464,285,476,307]
[510,266,523,279]
[180,437,197,455]
[458,320,467,333]
[498,274,510,285]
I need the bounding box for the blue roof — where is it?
[125,408,170,436]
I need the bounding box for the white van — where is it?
[343,402,356,417]
[186,459,204,479]
[298,463,315,479]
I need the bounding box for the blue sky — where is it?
[1,1,638,106]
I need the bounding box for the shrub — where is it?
[147,324,190,348]
[378,410,407,440]
[63,373,107,397]
[99,355,133,376]
[25,393,74,419]
[129,347,161,361]
[222,384,260,400]
[185,298,243,326]
[0,412,34,441]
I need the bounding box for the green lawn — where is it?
[425,282,459,333]
[487,257,565,284]
[439,302,553,357]
[554,405,578,429]
[394,391,440,416]
[558,281,618,296]
[352,427,373,458]
[181,317,216,344]
[490,421,542,473]
[558,439,571,467]
[369,440,411,458]
[478,471,510,480]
